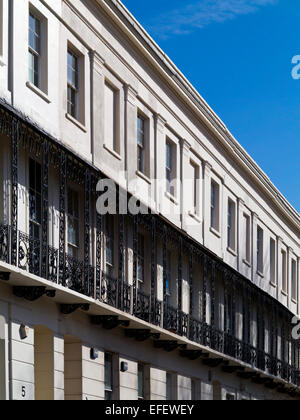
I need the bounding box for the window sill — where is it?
[270,281,277,289]
[26,81,51,104]
[103,144,122,161]
[0,58,6,68]
[210,226,221,238]
[188,211,201,223]
[257,271,264,279]
[227,247,237,257]
[65,113,87,133]
[281,290,288,297]
[243,259,251,268]
[165,191,178,205]
[136,170,152,185]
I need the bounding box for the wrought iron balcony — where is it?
[0,100,299,392]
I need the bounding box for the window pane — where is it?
[166,373,172,400]
[105,353,113,400]
[138,365,144,399]
[29,14,40,53]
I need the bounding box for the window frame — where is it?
[28,11,41,88]
[257,226,264,276]
[190,161,199,216]
[138,363,146,400]
[104,352,114,401]
[137,233,145,290]
[166,140,173,194]
[67,49,79,120]
[137,114,146,175]
[105,215,115,277]
[28,158,42,243]
[281,250,287,294]
[227,199,236,252]
[291,259,297,302]
[210,180,220,233]
[270,238,276,285]
[67,187,80,258]
[243,213,251,265]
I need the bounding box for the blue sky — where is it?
[122,0,300,213]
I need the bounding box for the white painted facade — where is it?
[0,0,299,400]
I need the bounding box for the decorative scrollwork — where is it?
[0,224,9,263]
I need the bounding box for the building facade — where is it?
[0,0,299,400]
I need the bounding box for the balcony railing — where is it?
[0,222,299,388]
[0,223,9,264]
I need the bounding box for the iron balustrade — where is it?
[135,290,151,322]
[101,272,118,308]
[0,100,300,389]
[0,222,299,387]
[0,223,9,263]
[152,297,162,327]
[18,231,41,277]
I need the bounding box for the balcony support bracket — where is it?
[13,286,56,302]
[60,304,90,315]
[91,315,130,330]
[0,272,11,281]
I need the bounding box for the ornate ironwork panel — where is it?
[164,303,178,333]
[150,216,156,318]
[65,255,84,293]
[41,140,49,279]
[101,272,118,308]
[84,169,91,296]
[118,213,125,310]
[0,223,9,263]
[177,236,182,311]
[136,290,151,322]
[202,255,207,325]
[95,176,102,301]
[18,231,40,276]
[189,245,194,318]
[47,245,58,283]
[59,152,66,286]
[11,119,19,266]
[132,214,138,313]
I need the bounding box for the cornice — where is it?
[101,0,300,231]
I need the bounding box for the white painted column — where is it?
[125,84,138,195]
[155,114,166,214]
[54,335,64,400]
[149,367,166,400]
[119,356,138,400]
[10,321,35,400]
[177,375,192,400]
[180,138,191,233]
[203,161,212,250]
[0,313,7,400]
[82,345,104,400]
[91,52,105,169]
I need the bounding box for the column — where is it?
[155,114,167,213]
[125,85,138,191]
[203,161,212,249]
[90,52,105,168]
[180,139,191,232]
